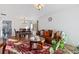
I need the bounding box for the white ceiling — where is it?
[0,4,78,19]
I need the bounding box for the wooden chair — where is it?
[14,29,20,39]
[43,30,52,44]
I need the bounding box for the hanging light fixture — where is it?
[34,4,44,10]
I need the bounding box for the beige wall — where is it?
[38,6,79,46]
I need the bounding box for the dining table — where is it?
[15,30,32,39]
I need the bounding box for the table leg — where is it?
[2,43,6,54]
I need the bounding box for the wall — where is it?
[0,4,38,37]
[0,4,79,46]
[38,6,79,46]
[0,15,37,37]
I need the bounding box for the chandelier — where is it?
[34,4,44,10]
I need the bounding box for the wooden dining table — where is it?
[15,30,32,39]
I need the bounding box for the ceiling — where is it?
[0,4,78,19]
